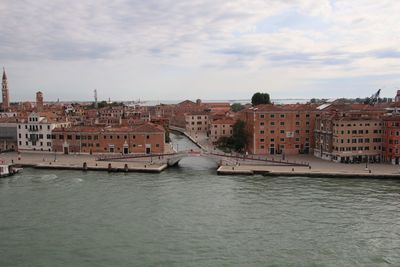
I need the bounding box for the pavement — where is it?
[0,152,167,172]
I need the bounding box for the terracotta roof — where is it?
[212,118,235,124]
[53,122,164,134]
[185,111,209,116]
[132,123,165,133]
[248,104,318,112]
[177,100,196,106]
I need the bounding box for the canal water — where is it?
[0,133,400,266]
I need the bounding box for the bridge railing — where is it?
[204,152,309,167]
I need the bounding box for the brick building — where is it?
[185,112,209,135]
[210,117,235,144]
[314,103,387,162]
[52,122,166,155]
[243,104,317,155]
[331,118,383,163]
[382,115,400,164]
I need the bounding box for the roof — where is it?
[248,103,318,112]
[53,122,165,134]
[2,67,6,80]
[211,118,235,125]
[185,111,209,116]
[177,100,196,106]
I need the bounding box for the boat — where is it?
[0,159,22,178]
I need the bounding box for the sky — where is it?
[1,0,400,102]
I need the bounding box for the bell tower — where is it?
[2,67,10,111]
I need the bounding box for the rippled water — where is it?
[0,133,400,266]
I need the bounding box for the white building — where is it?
[17,112,70,152]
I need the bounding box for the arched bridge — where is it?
[97,150,310,168]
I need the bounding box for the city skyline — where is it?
[1,0,400,101]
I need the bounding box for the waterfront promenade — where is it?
[1,152,167,173]
[218,154,400,178]
[2,150,400,178]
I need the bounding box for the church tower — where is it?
[2,67,10,111]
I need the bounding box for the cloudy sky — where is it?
[1,0,400,102]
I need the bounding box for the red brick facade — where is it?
[243,104,317,155]
[383,115,400,164]
[52,123,166,155]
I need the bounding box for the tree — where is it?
[231,103,245,112]
[165,130,170,143]
[251,92,271,106]
[216,119,249,153]
[231,120,248,152]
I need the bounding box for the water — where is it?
[126,98,309,106]
[1,134,400,266]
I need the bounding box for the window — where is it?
[59,135,64,140]
[147,135,150,139]
[280,122,284,126]
[280,114,285,118]
[270,114,275,118]
[260,114,265,119]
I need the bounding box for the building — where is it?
[243,104,317,155]
[331,117,383,163]
[382,115,400,164]
[185,112,209,135]
[16,112,70,152]
[395,90,400,102]
[0,118,18,152]
[36,91,44,112]
[313,112,334,160]
[2,68,10,112]
[210,117,235,144]
[52,122,166,154]
[314,102,387,162]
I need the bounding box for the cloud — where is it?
[1,0,400,100]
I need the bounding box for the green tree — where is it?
[231,103,245,112]
[216,120,249,153]
[251,92,271,106]
[231,120,248,152]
